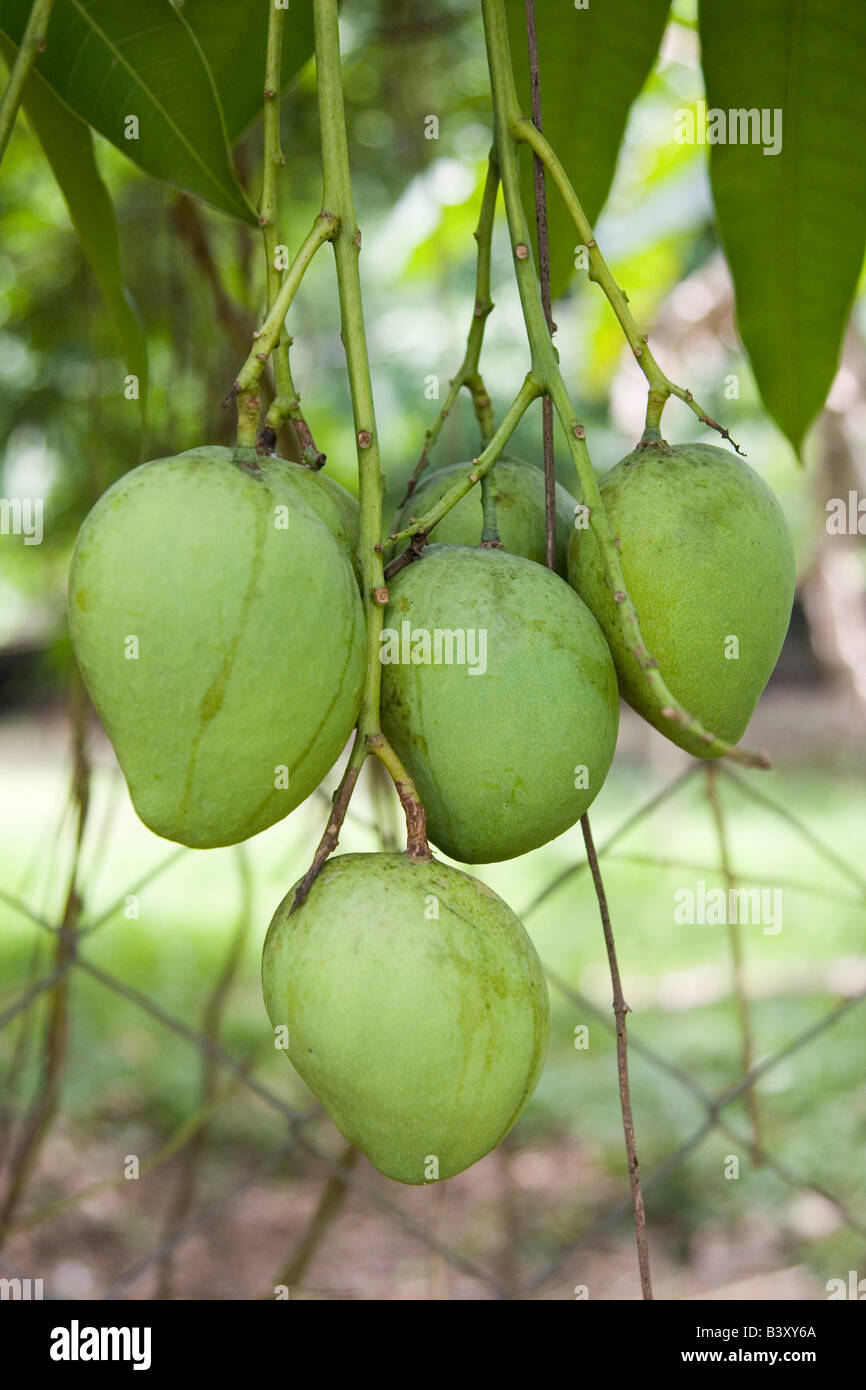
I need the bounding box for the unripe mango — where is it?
[568,442,796,753]
[261,852,550,1184]
[391,459,578,575]
[380,545,619,862]
[68,447,365,847]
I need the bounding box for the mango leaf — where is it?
[0,0,255,224]
[506,0,671,300]
[0,36,148,423]
[700,0,866,454]
[182,0,316,142]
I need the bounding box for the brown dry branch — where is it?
[0,671,90,1243]
[264,1144,359,1298]
[154,849,253,1299]
[580,813,653,1299]
[705,766,764,1163]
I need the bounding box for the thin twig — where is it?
[389,374,541,547]
[705,766,763,1162]
[0,0,55,168]
[154,848,253,1298]
[265,1144,359,1297]
[524,0,651,1295]
[720,765,866,898]
[511,112,742,452]
[602,852,864,912]
[400,151,499,507]
[0,670,90,1242]
[0,938,44,1170]
[231,211,338,449]
[291,764,360,911]
[580,813,653,1299]
[521,764,699,919]
[524,0,557,571]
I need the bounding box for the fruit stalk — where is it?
[479,472,504,548]
[231,211,337,452]
[480,0,768,770]
[0,0,54,169]
[400,149,500,505]
[387,372,540,556]
[290,0,428,893]
[522,0,558,572]
[314,0,385,751]
[256,1,292,428]
[511,115,742,453]
[254,4,323,465]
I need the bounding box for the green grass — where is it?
[1,736,864,1292]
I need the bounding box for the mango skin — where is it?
[194,445,361,579]
[380,545,619,863]
[260,453,361,581]
[68,447,365,848]
[261,852,550,1184]
[568,442,796,754]
[392,459,579,575]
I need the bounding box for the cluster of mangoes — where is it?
[68,439,795,1183]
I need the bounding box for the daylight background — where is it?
[1,0,865,1299]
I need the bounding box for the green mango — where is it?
[380,544,619,862]
[68,447,365,847]
[568,442,796,754]
[262,852,550,1184]
[391,458,579,575]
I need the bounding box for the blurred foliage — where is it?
[0,0,861,665]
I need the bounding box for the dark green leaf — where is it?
[506,0,671,300]
[0,35,148,423]
[0,0,255,223]
[181,0,316,142]
[700,0,866,453]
